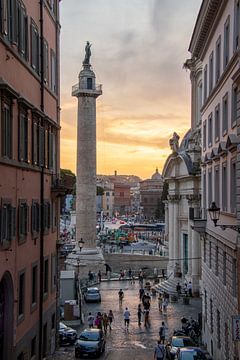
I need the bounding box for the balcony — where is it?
[72,83,102,97]
[51,176,66,197]
[189,207,207,234]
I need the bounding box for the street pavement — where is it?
[49,280,201,359]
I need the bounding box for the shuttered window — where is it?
[48,131,54,170]
[19,109,28,162]
[31,201,40,238]
[44,201,51,232]
[39,125,45,167]
[33,119,39,165]
[19,200,28,242]
[50,49,57,93]
[31,20,39,74]
[17,1,28,60]
[1,101,12,158]
[43,39,49,85]
[0,201,16,248]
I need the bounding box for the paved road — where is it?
[49,280,201,359]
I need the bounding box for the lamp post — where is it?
[208,202,240,233]
[77,258,83,324]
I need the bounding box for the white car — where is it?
[84,287,101,303]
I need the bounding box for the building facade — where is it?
[140,168,164,220]
[190,0,240,358]
[0,1,61,359]
[114,183,131,216]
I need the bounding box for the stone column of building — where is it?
[187,196,193,277]
[164,201,169,241]
[173,196,180,264]
[167,199,174,274]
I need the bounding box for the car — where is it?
[167,336,197,359]
[75,328,106,358]
[58,322,77,345]
[176,347,213,360]
[84,287,101,303]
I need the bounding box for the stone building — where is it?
[140,168,164,220]
[0,1,61,359]
[114,183,131,216]
[163,55,202,295]
[190,0,240,359]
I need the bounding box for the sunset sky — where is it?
[60,0,202,179]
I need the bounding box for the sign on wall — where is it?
[232,315,240,341]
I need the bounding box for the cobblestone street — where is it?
[49,280,201,359]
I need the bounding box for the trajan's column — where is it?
[70,42,104,275]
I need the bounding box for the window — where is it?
[120,192,124,197]
[50,49,57,93]
[232,258,237,297]
[214,104,220,141]
[222,163,227,211]
[19,108,28,162]
[51,254,56,290]
[0,200,16,248]
[0,0,17,42]
[214,166,220,207]
[208,169,212,207]
[215,246,219,276]
[215,36,221,83]
[203,120,206,150]
[209,241,212,269]
[223,251,226,285]
[209,52,213,93]
[203,172,206,214]
[43,39,49,84]
[87,78,92,89]
[19,200,28,242]
[43,323,47,357]
[222,93,228,135]
[1,100,12,158]
[31,201,40,238]
[224,17,230,69]
[31,20,39,74]
[210,299,213,333]
[44,258,49,295]
[32,118,39,165]
[217,310,221,348]
[234,0,240,51]
[204,64,208,102]
[51,313,55,330]
[203,238,206,262]
[31,336,36,359]
[232,85,238,127]
[44,201,51,231]
[106,192,110,196]
[31,264,37,306]
[39,125,45,167]
[231,161,236,213]
[17,1,28,60]
[204,289,207,323]
[208,113,212,147]
[48,131,54,170]
[18,271,25,318]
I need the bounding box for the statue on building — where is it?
[169,132,180,153]
[83,41,92,65]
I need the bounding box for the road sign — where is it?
[232,315,240,341]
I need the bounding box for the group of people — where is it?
[176,281,193,297]
[157,292,169,314]
[87,310,114,334]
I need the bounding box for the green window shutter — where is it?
[39,126,45,167]
[11,207,16,239]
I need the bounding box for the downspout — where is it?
[39,0,44,359]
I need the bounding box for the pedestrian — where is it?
[95,312,102,330]
[184,282,188,295]
[87,312,94,328]
[154,340,166,360]
[128,268,132,279]
[176,282,181,297]
[108,310,114,330]
[98,270,102,283]
[123,307,131,331]
[137,304,142,326]
[162,298,168,314]
[143,292,151,310]
[102,313,109,334]
[161,269,165,278]
[188,281,192,297]
[139,287,145,300]
[144,308,150,328]
[159,321,167,344]
[118,288,124,305]
[158,293,163,312]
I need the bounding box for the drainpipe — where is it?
[39,0,44,359]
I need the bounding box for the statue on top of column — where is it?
[83,41,92,65]
[169,132,180,153]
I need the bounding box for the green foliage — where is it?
[97,186,104,196]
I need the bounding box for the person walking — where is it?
[187,281,192,297]
[123,307,131,331]
[144,308,150,328]
[137,304,143,326]
[102,313,109,334]
[159,321,168,344]
[139,287,145,301]
[107,310,114,330]
[118,288,124,305]
[176,282,181,298]
[158,293,163,312]
[162,298,168,314]
[95,312,102,330]
[98,270,102,283]
[154,340,166,360]
[87,312,94,328]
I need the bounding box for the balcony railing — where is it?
[72,83,102,96]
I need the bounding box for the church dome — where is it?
[151,168,162,180]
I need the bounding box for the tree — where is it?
[97,186,104,196]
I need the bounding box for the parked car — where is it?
[176,347,213,360]
[166,336,196,359]
[75,328,105,358]
[84,287,101,303]
[58,322,77,345]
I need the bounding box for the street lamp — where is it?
[208,202,240,233]
[78,238,84,252]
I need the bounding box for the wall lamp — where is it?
[208,202,240,233]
